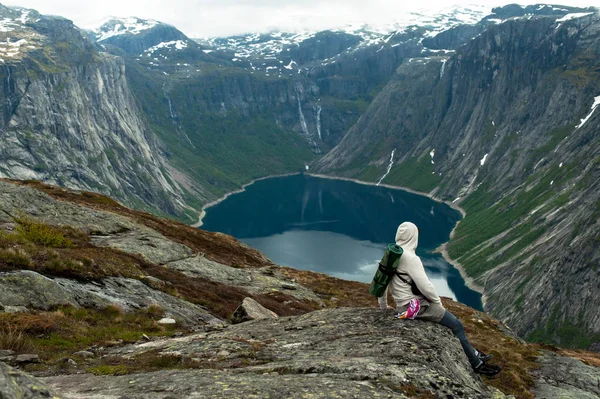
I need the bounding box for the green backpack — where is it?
[368,243,404,297]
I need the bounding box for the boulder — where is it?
[0,305,29,313]
[158,318,177,325]
[15,354,40,364]
[0,349,15,362]
[533,351,600,399]
[232,297,279,324]
[0,362,57,399]
[0,271,75,311]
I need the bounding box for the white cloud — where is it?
[4,0,597,37]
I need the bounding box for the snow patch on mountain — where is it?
[556,12,594,22]
[480,154,489,167]
[0,8,35,32]
[95,17,160,41]
[377,149,396,186]
[195,5,490,68]
[144,40,188,54]
[0,9,43,63]
[0,18,18,33]
[575,95,600,129]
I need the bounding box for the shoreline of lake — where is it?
[191,171,486,307]
[190,172,301,228]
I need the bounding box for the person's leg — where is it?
[438,310,481,368]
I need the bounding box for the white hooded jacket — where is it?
[378,222,441,310]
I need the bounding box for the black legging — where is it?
[439,310,481,368]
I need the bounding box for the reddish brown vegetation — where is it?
[6,180,273,269]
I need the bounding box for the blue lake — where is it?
[201,174,483,310]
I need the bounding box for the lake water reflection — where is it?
[201,174,483,310]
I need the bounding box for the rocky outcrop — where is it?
[0,180,193,265]
[0,362,57,399]
[533,351,600,399]
[43,308,510,398]
[95,20,189,55]
[0,269,221,325]
[286,31,362,65]
[0,180,321,324]
[164,257,321,303]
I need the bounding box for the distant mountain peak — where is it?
[93,17,167,42]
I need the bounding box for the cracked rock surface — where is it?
[0,362,58,399]
[43,308,510,398]
[533,351,600,399]
[0,270,221,325]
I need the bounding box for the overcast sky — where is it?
[4,0,596,37]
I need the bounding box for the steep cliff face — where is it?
[0,7,190,219]
[315,11,600,348]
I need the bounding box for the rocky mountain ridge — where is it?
[1,179,599,399]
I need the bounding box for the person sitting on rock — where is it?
[377,221,501,376]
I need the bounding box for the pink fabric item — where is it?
[397,298,421,319]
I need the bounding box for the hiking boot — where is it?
[476,350,493,363]
[474,362,501,376]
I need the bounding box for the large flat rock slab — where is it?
[0,270,221,325]
[44,308,510,398]
[46,368,408,399]
[165,256,322,303]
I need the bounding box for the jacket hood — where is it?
[395,222,419,251]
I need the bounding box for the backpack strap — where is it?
[395,271,411,284]
[395,271,423,296]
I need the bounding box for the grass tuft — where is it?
[14,216,74,248]
[0,247,33,267]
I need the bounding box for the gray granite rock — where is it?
[0,349,15,362]
[165,256,322,304]
[0,270,221,326]
[0,362,58,399]
[15,354,40,364]
[533,351,600,399]
[0,271,75,311]
[44,308,511,398]
[232,297,278,324]
[0,182,192,265]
